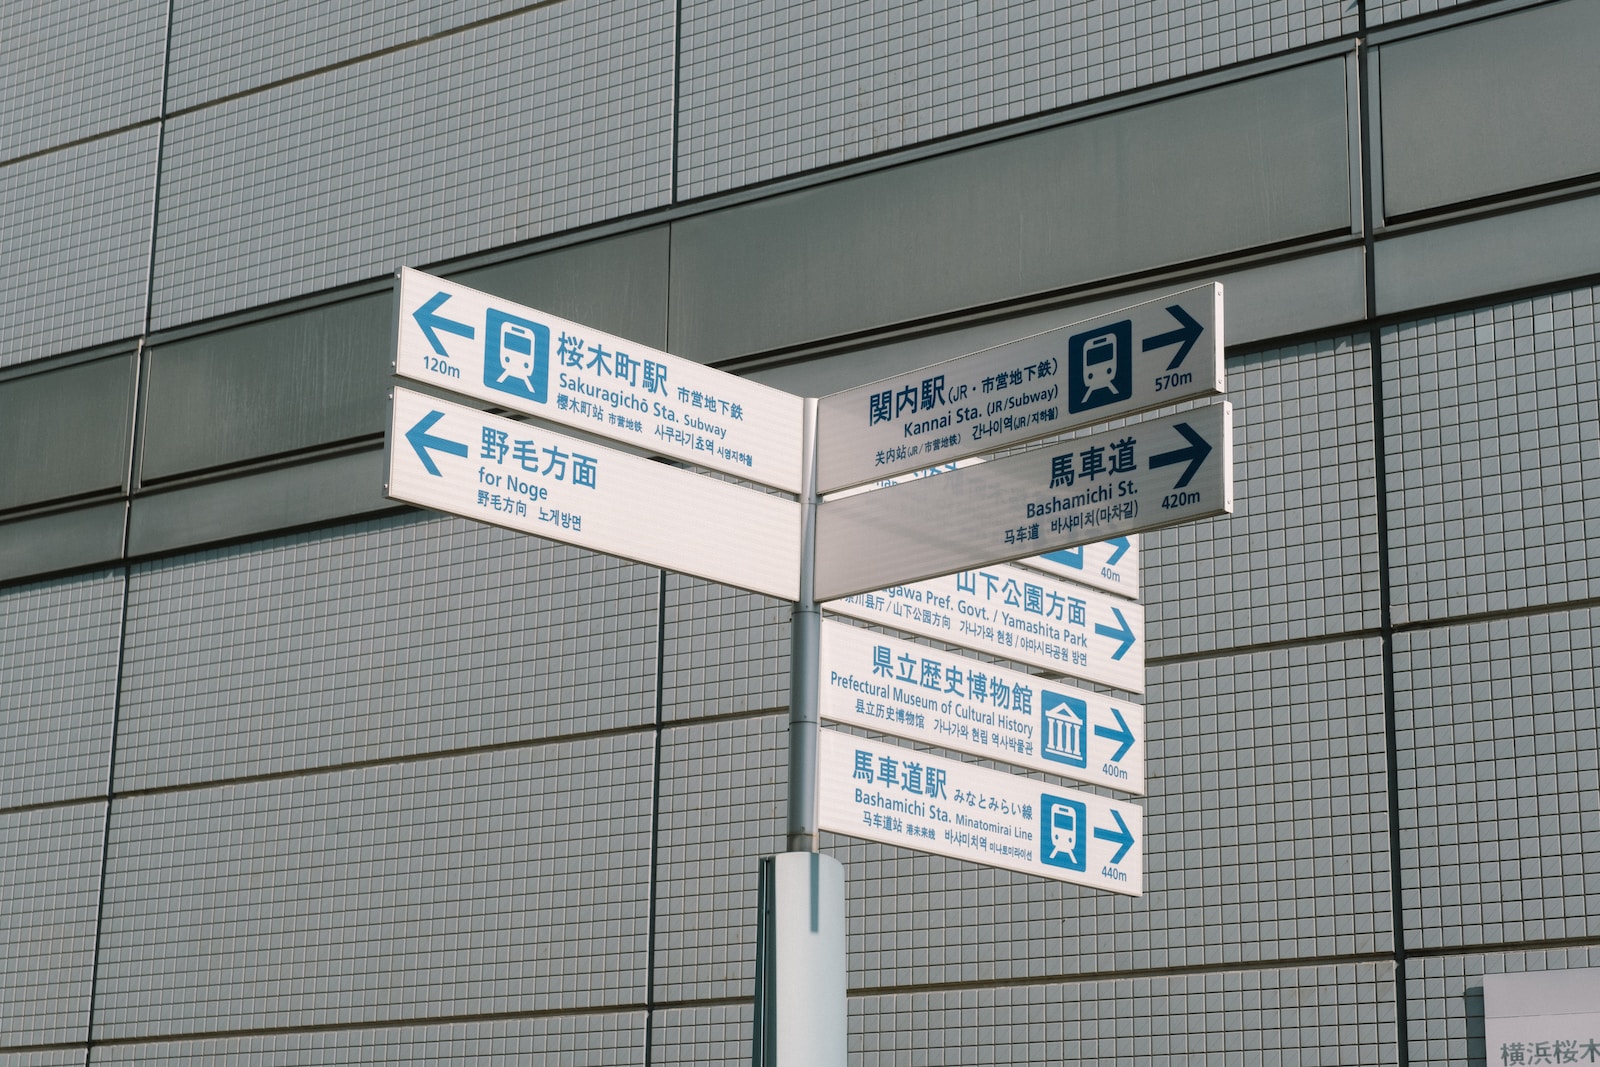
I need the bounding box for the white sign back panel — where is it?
[823,562,1144,692]
[816,283,1224,492]
[396,267,804,492]
[815,402,1231,601]
[818,730,1142,894]
[388,388,800,599]
[819,620,1145,794]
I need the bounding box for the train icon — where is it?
[1040,795,1087,871]
[1067,319,1133,414]
[483,309,550,404]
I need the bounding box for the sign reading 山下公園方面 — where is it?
[394,267,804,493]
[814,402,1231,601]
[823,561,1144,693]
[814,283,1224,493]
[817,729,1142,894]
[387,387,801,600]
[818,619,1145,794]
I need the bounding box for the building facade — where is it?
[2,0,1598,1063]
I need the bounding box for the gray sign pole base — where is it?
[751,852,847,1067]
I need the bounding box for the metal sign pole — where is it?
[753,396,846,1067]
[789,396,821,854]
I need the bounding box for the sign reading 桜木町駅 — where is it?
[395,267,804,492]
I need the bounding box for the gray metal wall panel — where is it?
[94,1015,647,1067]
[669,59,1352,363]
[118,514,657,790]
[454,227,673,352]
[1394,608,1600,952]
[125,449,392,558]
[651,1004,752,1067]
[851,962,1397,1064]
[654,713,786,1004]
[1374,192,1600,319]
[748,247,1368,398]
[1369,0,1466,25]
[663,575,789,723]
[0,0,166,164]
[1382,286,1600,625]
[1405,948,1600,1067]
[149,2,674,332]
[677,0,1356,201]
[0,128,157,367]
[0,354,135,513]
[0,803,105,1047]
[1147,336,1380,658]
[1378,0,1600,217]
[834,637,1391,989]
[93,739,653,1040]
[0,504,126,586]
[140,294,389,481]
[0,571,120,809]
[165,0,525,111]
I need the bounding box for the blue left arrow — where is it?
[1093,707,1136,762]
[405,410,468,476]
[413,291,476,357]
[1093,810,1135,864]
[1094,607,1137,660]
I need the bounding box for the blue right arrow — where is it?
[1093,810,1135,864]
[1094,607,1136,661]
[1147,422,1212,489]
[1093,707,1136,762]
[1104,536,1130,566]
[1141,304,1203,370]
[405,410,468,476]
[413,291,476,357]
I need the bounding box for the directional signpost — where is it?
[396,267,804,492]
[823,560,1144,692]
[815,283,1224,492]
[387,387,801,599]
[817,730,1142,894]
[814,401,1231,600]
[818,619,1144,793]
[383,267,1234,1067]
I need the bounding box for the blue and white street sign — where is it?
[1020,536,1139,600]
[814,401,1231,601]
[818,620,1145,794]
[823,561,1145,693]
[814,283,1224,493]
[395,268,805,493]
[387,387,801,599]
[817,729,1142,894]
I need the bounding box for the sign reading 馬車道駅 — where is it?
[387,387,801,600]
[818,619,1145,794]
[823,561,1144,693]
[814,402,1230,601]
[815,283,1224,493]
[817,729,1142,894]
[395,267,804,492]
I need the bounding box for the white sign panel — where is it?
[823,562,1144,692]
[819,620,1145,794]
[1020,537,1139,599]
[395,267,804,492]
[815,402,1231,601]
[387,388,800,599]
[1484,970,1600,1067]
[818,730,1142,894]
[829,461,1140,600]
[816,283,1224,492]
